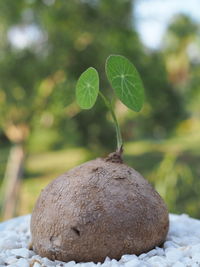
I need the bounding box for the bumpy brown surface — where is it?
[31,158,169,263]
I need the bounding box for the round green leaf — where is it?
[76,67,99,109]
[105,55,144,112]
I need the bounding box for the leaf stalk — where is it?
[99,91,123,152]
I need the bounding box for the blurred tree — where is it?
[162,14,200,116]
[0,0,185,151]
[0,0,189,218]
[151,14,200,218]
[0,0,144,218]
[137,52,185,139]
[0,0,144,152]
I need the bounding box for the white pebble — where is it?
[165,248,183,263]
[1,213,200,267]
[146,249,158,257]
[172,261,185,267]
[4,256,18,265]
[11,248,30,258]
[104,257,111,263]
[16,258,30,267]
[42,257,56,266]
[0,231,19,241]
[0,239,19,250]
[0,258,5,265]
[138,253,147,260]
[190,244,200,254]
[181,256,192,265]
[147,256,168,266]
[120,254,138,263]
[110,259,119,267]
[124,258,140,267]
[81,263,96,267]
[64,261,76,267]
[192,252,200,263]
[163,241,178,249]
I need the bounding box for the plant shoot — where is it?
[76,55,145,152]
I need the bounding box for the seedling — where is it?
[76,55,144,152]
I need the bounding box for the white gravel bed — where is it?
[0,214,200,267]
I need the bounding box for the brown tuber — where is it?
[31,152,169,263]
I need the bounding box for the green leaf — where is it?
[105,55,144,112]
[76,67,99,109]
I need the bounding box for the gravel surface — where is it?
[0,214,200,267]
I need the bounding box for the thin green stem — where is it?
[99,91,123,151]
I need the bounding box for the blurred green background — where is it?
[0,0,200,221]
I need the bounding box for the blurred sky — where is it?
[8,0,200,50]
[135,0,200,49]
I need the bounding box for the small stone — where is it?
[16,258,29,267]
[55,260,66,266]
[0,258,5,265]
[124,258,140,267]
[1,213,200,267]
[64,261,76,267]
[147,256,168,267]
[151,263,167,267]
[172,261,185,267]
[4,256,18,265]
[181,256,192,265]
[0,238,19,250]
[30,257,42,267]
[192,252,200,263]
[146,249,157,257]
[11,248,30,258]
[1,232,19,242]
[163,241,178,249]
[190,244,200,254]
[104,257,111,262]
[155,247,165,256]
[165,248,183,263]
[191,264,199,267]
[42,257,56,266]
[110,259,119,267]
[29,250,35,257]
[138,253,147,260]
[120,254,138,263]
